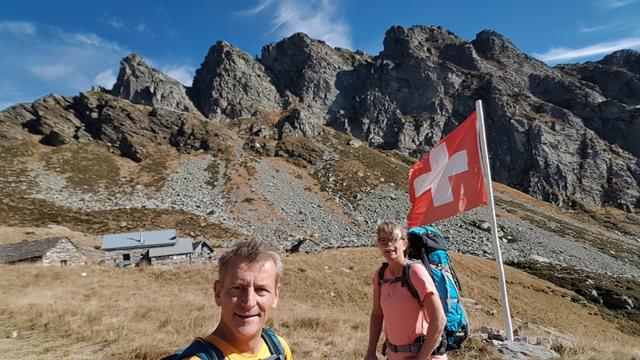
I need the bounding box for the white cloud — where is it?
[107,18,125,30]
[0,27,130,98]
[240,0,352,49]
[161,65,195,86]
[0,21,36,35]
[599,0,636,8]
[51,28,126,51]
[533,37,640,62]
[580,21,625,33]
[237,0,275,16]
[29,64,74,79]
[135,23,147,32]
[94,69,118,89]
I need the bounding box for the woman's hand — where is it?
[364,352,378,360]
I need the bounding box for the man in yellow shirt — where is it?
[165,240,293,360]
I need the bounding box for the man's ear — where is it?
[214,280,222,306]
[272,282,281,309]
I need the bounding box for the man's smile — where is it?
[235,312,261,320]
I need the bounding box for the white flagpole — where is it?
[475,100,514,341]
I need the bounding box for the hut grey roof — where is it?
[0,237,70,264]
[192,240,203,251]
[193,240,213,252]
[101,229,177,250]
[148,238,193,257]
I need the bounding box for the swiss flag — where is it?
[408,111,488,227]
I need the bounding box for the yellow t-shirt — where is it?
[185,333,293,360]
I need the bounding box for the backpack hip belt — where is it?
[384,338,423,353]
[384,336,447,356]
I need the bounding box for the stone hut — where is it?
[101,229,214,266]
[0,237,86,266]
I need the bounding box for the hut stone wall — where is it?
[42,238,86,266]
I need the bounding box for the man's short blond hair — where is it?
[376,221,406,243]
[218,239,283,284]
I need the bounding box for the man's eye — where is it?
[256,288,270,295]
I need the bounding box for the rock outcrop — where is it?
[2,95,91,146]
[1,90,227,162]
[555,50,640,158]
[190,41,281,119]
[111,54,199,114]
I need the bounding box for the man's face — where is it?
[214,258,280,343]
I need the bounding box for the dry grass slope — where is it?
[1,248,638,360]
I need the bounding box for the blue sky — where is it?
[1,0,640,110]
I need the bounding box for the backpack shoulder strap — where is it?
[165,337,224,360]
[377,262,389,288]
[261,328,285,359]
[401,260,422,305]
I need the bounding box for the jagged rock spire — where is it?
[190,41,282,119]
[112,53,199,114]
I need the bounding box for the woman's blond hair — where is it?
[376,221,406,243]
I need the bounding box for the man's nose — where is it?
[241,288,257,307]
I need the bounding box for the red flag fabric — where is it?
[407,111,488,227]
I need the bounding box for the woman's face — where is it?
[377,233,407,262]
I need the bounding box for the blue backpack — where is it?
[162,328,285,360]
[379,226,469,351]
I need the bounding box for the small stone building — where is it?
[191,240,214,264]
[101,229,214,266]
[0,237,86,266]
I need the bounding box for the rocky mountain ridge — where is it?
[5,24,637,212]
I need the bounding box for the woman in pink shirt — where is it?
[365,221,447,360]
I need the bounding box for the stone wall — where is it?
[191,246,214,264]
[103,248,147,266]
[42,238,85,266]
[152,253,191,266]
[151,251,214,266]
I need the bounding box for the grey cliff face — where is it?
[190,41,282,119]
[555,50,640,106]
[1,25,638,211]
[599,49,640,76]
[111,53,199,114]
[553,50,640,159]
[261,32,371,126]
[322,25,639,210]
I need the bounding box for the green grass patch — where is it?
[137,150,172,190]
[0,141,34,178]
[512,261,640,337]
[311,131,410,206]
[41,143,121,190]
[205,161,220,188]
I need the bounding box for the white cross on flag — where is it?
[408,111,488,227]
